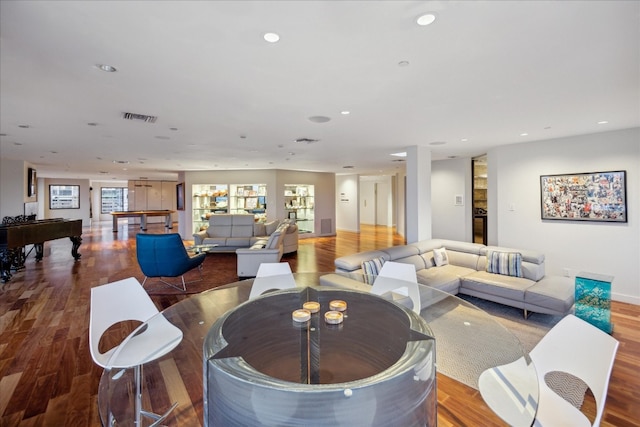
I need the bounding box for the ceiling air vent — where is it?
[294,138,319,144]
[122,112,158,123]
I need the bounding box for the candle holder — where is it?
[302,301,320,313]
[329,300,347,312]
[324,310,344,325]
[292,309,311,323]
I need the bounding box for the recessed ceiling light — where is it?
[87,122,98,126]
[308,116,331,123]
[461,138,468,142]
[113,160,129,164]
[264,32,280,43]
[169,127,179,131]
[18,124,30,129]
[597,120,609,125]
[97,64,117,72]
[398,61,410,67]
[14,142,23,146]
[343,165,355,169]
[416,13,436,26]
[155,136,170,140]
[429,141,446,146]
[341,111,350,115]
[391,152,407,157]
[520,133,528,136]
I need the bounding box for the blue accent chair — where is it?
[136,233,206,291]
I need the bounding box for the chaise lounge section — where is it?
[322,239,574,318]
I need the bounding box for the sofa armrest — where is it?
[236,247,285,277]
[193,230,208,245]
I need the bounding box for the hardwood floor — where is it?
[0,222,638,426]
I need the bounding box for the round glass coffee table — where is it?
[98,272,537,426]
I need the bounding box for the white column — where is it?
[406,145,432,243]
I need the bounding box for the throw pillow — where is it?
[486,251,523,278]
[362,257,385,285]
[433,247,449,267]
[265,220,279,236]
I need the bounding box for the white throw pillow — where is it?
[433,247,449,267]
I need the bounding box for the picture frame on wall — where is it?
[540,170,627,222]
[27,167,37,197]
[176,182,185,211]
[49,185,80,209]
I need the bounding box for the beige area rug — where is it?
[426,294,587,409]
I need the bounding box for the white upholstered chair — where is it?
[371,261,421,314]
[479,314,619,427]
[249,262,297,299]
[90,277,183,426]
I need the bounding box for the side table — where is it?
[575,271,614,333]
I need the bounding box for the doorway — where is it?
[472,156,487,245]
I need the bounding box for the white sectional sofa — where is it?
[321,239,574,318]
[192,214,298,254]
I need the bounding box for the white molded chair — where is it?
[249,262,297,299]
[90,277,183,426]
[479,314,619,427]
[371,261,421,314]
[531,314,619,427]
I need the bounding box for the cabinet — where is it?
[128,180,176,224]
[192,184,229,232]
[284,184,314,233]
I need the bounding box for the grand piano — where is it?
[0,217,82,283]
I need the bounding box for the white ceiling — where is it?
[1,1,638,182]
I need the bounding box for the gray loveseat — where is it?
[192,214,298,254]
[321,239,574,318]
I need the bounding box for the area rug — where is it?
[428,294,587,409]
[108,253,246,295]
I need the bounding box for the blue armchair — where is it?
[136,233,206,291]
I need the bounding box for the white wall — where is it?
[179,169,335,239]
[0,158,28,219]
[336,175,359,232]
[488,127,639,304]
[431,158,473,242]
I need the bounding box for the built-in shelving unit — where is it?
[284,184,314,233]
[229,184,267,220]
[192,184,229,232]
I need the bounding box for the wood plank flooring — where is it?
[0,222,638,426]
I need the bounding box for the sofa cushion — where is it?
[486,250,523,278]
[334,250,389,272]
[417,264,474,294]
[362,257,385,285]
[524,276,575,315]
[461,271,535,300]
[433,247,449,266]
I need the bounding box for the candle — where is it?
[324,310,344,325]
[302,301,320,313]
[329,300,347,312]
[292,309,311,323]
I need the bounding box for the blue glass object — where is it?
[575,272,613,333]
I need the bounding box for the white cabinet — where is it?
[128,180,176,224]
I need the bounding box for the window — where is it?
[49,185,80,209]
[101,187,128,214]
